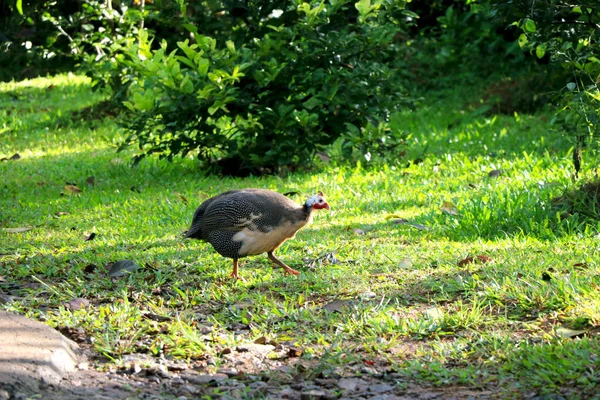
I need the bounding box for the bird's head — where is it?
[305,191,331,210]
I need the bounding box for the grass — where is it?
[1,73,600,398]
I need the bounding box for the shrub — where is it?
[119,0,413,174]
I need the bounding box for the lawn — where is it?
[1,73,600,399]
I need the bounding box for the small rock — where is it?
[182,372,228,384]
[77,362,89,370]
[368,383,394,393]
[218,367,239,377]
[249,381,269,395]
[0,389,10,400]
[337,377,368,392]
[171,377,185,385]
[179,385,198,395]
[278,387,296,398]
[236,343,275,356]
[176,396,188,400]
[301,390,326,400]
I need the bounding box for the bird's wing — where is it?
[201,191,292,234]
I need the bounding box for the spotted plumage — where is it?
[184,189,330,279]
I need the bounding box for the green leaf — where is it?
[196,58,210,76]
[226,40,236,53]
[108,260,140,278]
[535,44,546,59]
[180,76,194,94]
[16,0,23,15]
[524,19,536,33]
[303,96,321,110]
[518,33,528,48]
[355,0,372,16]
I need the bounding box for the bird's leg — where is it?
[267,251,300,276]
[229,259,240,279]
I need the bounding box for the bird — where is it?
[183,189,330,279]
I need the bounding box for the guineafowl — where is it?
[184,189,330,279]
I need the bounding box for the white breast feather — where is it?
[233,219,309,256]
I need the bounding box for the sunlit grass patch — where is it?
[1,74,600,397]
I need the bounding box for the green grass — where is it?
[2,73,600,398]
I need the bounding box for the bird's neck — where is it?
[302,204,313,219]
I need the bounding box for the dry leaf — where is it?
[556,327,587,339]
[398,257,413,269]
[83,264,97,274]
[177,193,189,204]
[3,227,33,233]
[573,262,588,270]
[408,222,430,231]
[142,313,172,322]
[84,232,96,241]
[323,299,353,313]
[458,255,492,267]
[64,184,82,194]
[64,298,90,310]
[55,211,70,217]
[287,346,303,357]
[441,201,459,216]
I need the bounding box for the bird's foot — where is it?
[282,266,301,276]
[229,271,241,280]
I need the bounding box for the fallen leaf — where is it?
[398,257,413,269]
[83,264,97,274]
[2,227,33,233]
[254,336,268,345]
[84,232,96,241]
[408,222,430,231]
[108,260,140,277]
[458,255,492,267]
[556,327,587,339]
[424,307,444,320]
[143,313,172,322]
[317,152,331,162]
[64,298,90,310]
[541,271,553,281]
[385,214,404,220]
[323,299,353,313]
[64,184,82,194]
[573,262,588,270]
[55,211,70,217]
[85,176,96,186]
[287,346,303,357]
[488,169,503,178]
[177,193,189,204]
[441,201,459,216]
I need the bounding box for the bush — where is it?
[493,0,600,173]
[119,0,413,174]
